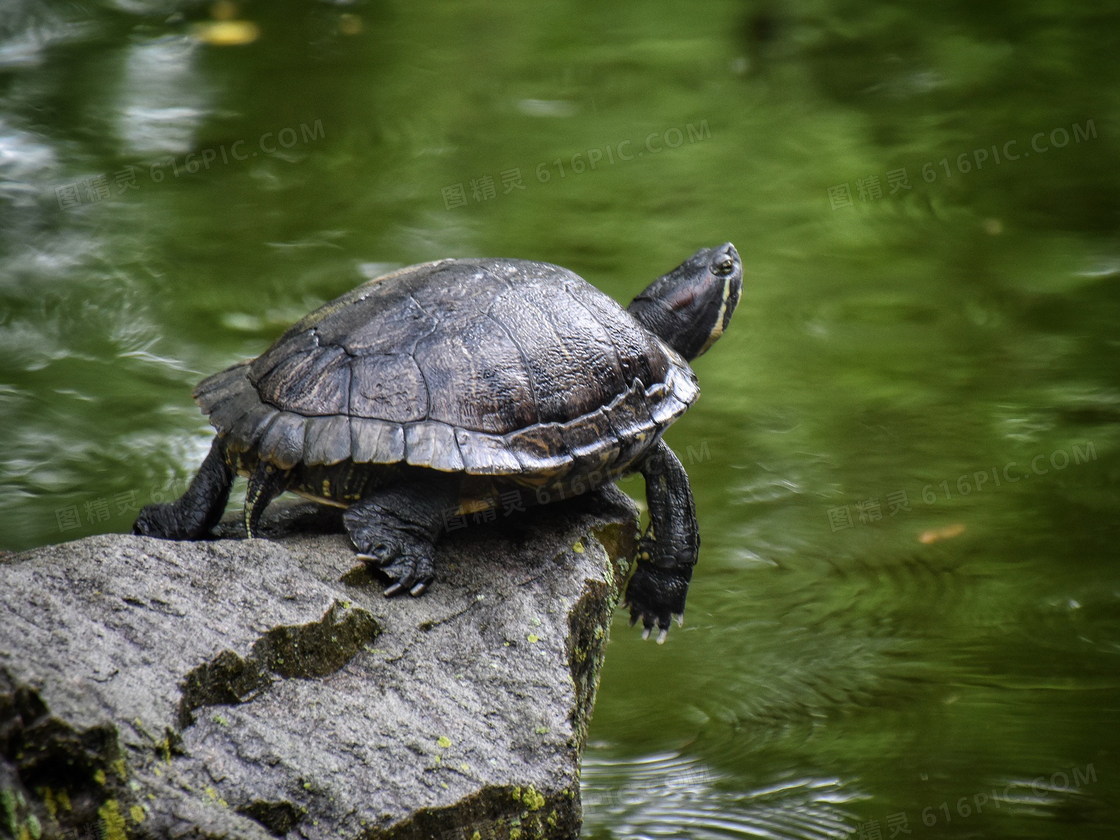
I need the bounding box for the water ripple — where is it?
[582,750,863,840]
[112,36,209,157]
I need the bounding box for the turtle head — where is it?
[628,243,743,361]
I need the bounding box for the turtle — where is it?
[133,243,743,641]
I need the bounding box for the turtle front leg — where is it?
[626,439,699,643]
[133,438,234,540]
[344,478,461,597]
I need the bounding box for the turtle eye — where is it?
[713,257,735,277]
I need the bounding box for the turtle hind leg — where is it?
[343,477,460,597]
[133,439,234,540]
[625,439,699,642]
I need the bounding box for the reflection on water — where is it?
[1,2,1118,838]
[113,36,209,158]
[582,750,862,840]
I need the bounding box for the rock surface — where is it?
[0,494,637,840]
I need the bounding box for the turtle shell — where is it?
[195,258,699,477]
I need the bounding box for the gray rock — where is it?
[0,493,637,840]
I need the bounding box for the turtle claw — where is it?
[633,609,671,642]
[381,566,432,598]
[371,547,435,598]
[381,577,433,599]
[384,580,427,598]
[639,622,673,644]
[351,527,435,597]
[377,560,434,598]
[357,543,394,565]
[624,562,690,642]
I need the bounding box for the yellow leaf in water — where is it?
[191,20,261,46]
[918,523,966,544]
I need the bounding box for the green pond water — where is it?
[2,2,1119,838]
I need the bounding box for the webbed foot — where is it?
[623,539,691,644]
[343,478,458,598]
[354,534,436,597]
